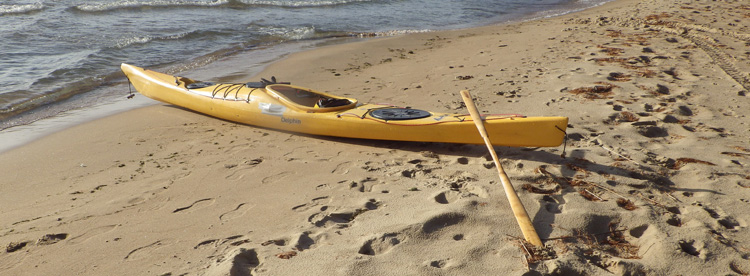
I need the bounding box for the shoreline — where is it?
[3,0,750,275]
[0,0,610,154]
[0,36,362,154]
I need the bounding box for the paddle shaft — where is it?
[459,90,543,246]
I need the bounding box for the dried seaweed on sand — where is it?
[568,82,617,99]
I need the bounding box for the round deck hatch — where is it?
[370,108,431,120]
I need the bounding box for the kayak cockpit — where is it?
[265,84,357,113]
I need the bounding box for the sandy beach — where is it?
[2,0,750,275]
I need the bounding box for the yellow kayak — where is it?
[121,63,567,147]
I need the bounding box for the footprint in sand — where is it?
[364,198,381,210]
[434,190,460,204]
[2,233,68,263]
[357,212,465,256]
[425,259,452,269]
[290,231,320,251]
[36,233,69,245]
[120,187,172,211]
[224,158,264,181]
[678,239,705,259]
[194,238,219,249]
[308,199,380,228]
[629,224,649,238]
[308,209,360,228]
[205,247,260,275]
[358,232,406,255]
[422,212,466,234]
[666,213,683,227]
[349,177,378,193]
[541,195,564,214]
[331,161,355,174]
[219,202,256,223]
[194,235,250,249]
[316,183,333,191]
[291,196,331,213]
[67,224,119,245]
[698,203,744,230]
[466,184,489,199]
[172,198,215,213]
[124,240,171,261]
[5,241,30,253]
[261,171,296,185]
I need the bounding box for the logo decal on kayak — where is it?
[433,114,447,121]
[259,102,286,116]
[281,116,301,124]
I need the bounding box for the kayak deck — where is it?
[121,63,568,147]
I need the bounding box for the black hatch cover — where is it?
[370,108,431,120]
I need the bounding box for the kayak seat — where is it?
[265,84,357,112]
[317,98,352,108]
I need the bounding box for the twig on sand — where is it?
[507,235,556,269]
[598,143,650,170]
[730,261,750,275]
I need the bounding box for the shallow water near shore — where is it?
[0,37,348,153]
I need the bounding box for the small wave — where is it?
[0,3,44,15]
[527,0,612,22]
[573,0,612,5]
[350,29,433,38]
[237,0,374,8]
[282,26,317,40]
[74,0,374,12]
[250,25,432,41]
[251,25,318,40]
[114,32,194,49]
[75,0,229,12]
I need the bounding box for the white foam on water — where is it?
[0,3,44,15]
[75,0,230,12]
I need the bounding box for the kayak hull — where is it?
[121,63,568,147]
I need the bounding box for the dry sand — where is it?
[2,0,750,275]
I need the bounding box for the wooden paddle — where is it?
[460,90,543,247]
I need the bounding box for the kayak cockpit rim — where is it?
[264,84,358,113]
